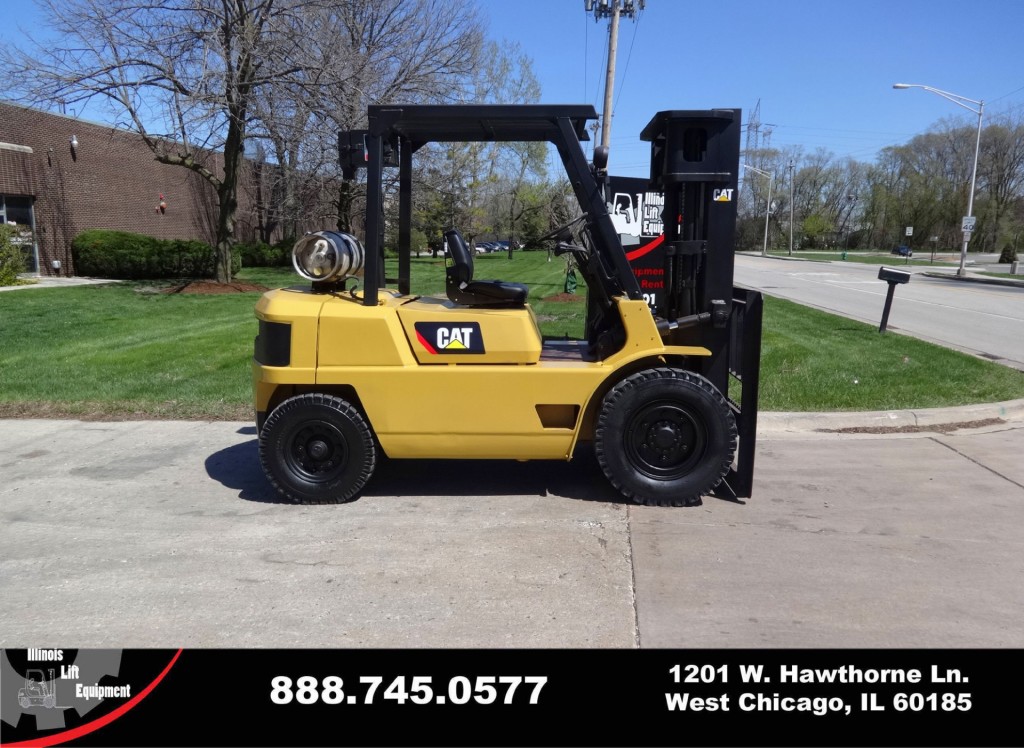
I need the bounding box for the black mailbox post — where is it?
[878,266,911,333]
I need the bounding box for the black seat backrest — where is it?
[445,229,473,286]
[444,228,529,308]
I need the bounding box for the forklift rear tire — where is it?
[595,368,736,507]
[259,393,377,504]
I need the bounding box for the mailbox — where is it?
[878,266,911,284]
[877,267,910,332]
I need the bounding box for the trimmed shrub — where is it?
[0,225,28,286]
[237,238,292,267]
[998,244,1018,264]
[72,230,239,279]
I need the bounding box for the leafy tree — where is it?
[0,225,28,286]
[801,214,833,249]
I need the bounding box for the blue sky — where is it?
[484,0,1024,176]
[4,0,1023,179]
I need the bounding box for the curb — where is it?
[921,271,1024,289]
[758,398,1024,433]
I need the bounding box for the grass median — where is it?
[0,252,1020,420]
[762,250,959,267]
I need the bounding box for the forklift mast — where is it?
[640,110,762,498]
[641,110,739,390]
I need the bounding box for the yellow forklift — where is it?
[253,105,761,507]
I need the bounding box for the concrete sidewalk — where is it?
[2,413,1022,649]
[0,276,119,292]
[4,413,1019,647]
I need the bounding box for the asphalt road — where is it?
[2,418,1023,648]
[735,255,1024,370]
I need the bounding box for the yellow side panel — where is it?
[318,296,416,367]
[316,364,605,459]
[383,434,575,460]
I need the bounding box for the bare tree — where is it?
[413,39,546,249]
[5,0,320,282]
[303,0,484,233]
[978,113,1024,250]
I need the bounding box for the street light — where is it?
[743,164,774,256]
[893,83,984,277]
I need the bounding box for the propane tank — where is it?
[292,231,365,283]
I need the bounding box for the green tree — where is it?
[801,214,833,249]
[0,225,28,286]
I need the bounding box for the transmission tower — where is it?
[743,100,762,197]
[745,99,762,157]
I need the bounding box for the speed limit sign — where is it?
[962,216,977,233]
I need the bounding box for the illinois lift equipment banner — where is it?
[1,648,1020,747]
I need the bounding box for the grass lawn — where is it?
[0,251,1020,419]
[759,296,1023,410]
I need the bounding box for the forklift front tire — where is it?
[259,393,377,504]
[595,368,736,507]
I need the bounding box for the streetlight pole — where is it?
[893,83,984,277]
[743,164,774,256]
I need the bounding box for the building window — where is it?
[0,195,38,273]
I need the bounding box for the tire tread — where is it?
[259,392,377,504]
[595,368,737,507]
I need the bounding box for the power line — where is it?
[612,7,642,114]
[987,83,1024,104]
[585,0,643,148]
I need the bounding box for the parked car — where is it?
[891,245,913,257]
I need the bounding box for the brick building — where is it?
[0,101,269,276]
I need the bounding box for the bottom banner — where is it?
[0,649,1016,747]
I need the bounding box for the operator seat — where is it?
[444,229,528,307]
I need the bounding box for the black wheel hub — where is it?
[625,403,706,480]
[288,422,347,481]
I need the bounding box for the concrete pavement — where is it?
[2,407,1023,649]
[0,276,119,292]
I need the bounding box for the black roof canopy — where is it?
[367,104,597,144]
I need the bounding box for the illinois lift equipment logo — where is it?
[414,322,485,354]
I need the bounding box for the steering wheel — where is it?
[537,213,589,243]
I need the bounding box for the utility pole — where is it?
[787,159,795,256]
[586,0,644,149]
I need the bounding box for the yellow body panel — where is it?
[253,287,710,460]
[319,292,417,367]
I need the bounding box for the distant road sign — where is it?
[961,216,977,233]
[905,226,914,237]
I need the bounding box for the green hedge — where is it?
[71,230,240,279]
[236,238,294,267]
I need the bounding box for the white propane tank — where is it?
[292,231,366,282]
